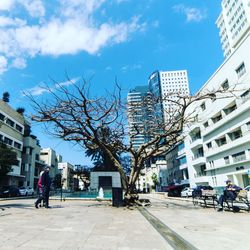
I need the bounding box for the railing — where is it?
[232,155,246,163]
[193,153,204,160]
[194,172,207,178]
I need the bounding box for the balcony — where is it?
[194,171,207,178]
[203,98,250,136]
[194,175,208,183]
[190,138,203,149]
[205,132,250,158]
[179,163,188,170]
[192,156,206,166]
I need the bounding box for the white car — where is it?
[19,186,35,196]
[181,187,193,198]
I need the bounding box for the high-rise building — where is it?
[216,0,250,58]
[127,85,153,150]
[148,70,190,124]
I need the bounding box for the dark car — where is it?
[168,184,189,197]
[192,185,213,198]
[0,185,20,198]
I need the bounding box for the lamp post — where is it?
[59,169,63,202]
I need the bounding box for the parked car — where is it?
[19,186,35,196]
[192,185,213,198]
[244,185,250,191]
[181,187,193,197]
[0,186,20,198]
[168,184,189,197]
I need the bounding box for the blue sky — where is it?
[0,0,223,166]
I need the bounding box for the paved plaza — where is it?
[0,195,250,250]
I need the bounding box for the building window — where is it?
[241,89,250,103]
[4,137,13,146]
[221,80,229,90]
[14,142,21,149]
[228,129,242,141]
[247,122,250,131]
[223,102,237,115]
[15,124,23,133]
[212,113,222,123]
[224,156,230,165]
[204,121,209,128]
[6,118,14,127]
[179,156,187,165]
[206,142,212,149]
[236,62,246,78]
[200,102,206,111]
[216,136,227,147]
[232,151,246,163]
[0,113,5,121]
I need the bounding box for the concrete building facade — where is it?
[40,148,62,178]
[58,162,74,190]
[0,100,25,186]
[186,32,250,189]
[216,0,250,58]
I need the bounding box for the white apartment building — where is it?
[58,162,74,190]
[0,100,25,186]
[164,142,189,186]
[216,0,250,58]
[22,123,45,188]
[148,70,190,124]
[40,148,62,178]
[186,31,250,189]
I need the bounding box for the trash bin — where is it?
[112,187,123,207]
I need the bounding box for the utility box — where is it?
[112,187,123,207]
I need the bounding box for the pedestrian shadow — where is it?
[0,203,33,210]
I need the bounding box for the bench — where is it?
[192,190,218,209]
[223,190,250,212]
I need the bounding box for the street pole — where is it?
[60,170,63,202]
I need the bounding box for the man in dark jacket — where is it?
[42,166,52,208]
[217,179,241,212]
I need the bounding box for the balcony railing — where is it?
[194,172,207,178]
[232,155,246,163]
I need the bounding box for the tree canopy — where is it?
[0,141,18,183]
[28,78,231,205]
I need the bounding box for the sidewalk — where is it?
[0,199,172,250]
[143,193,250,250]
[1,196,250,250]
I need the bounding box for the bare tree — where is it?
[27,78,232,205]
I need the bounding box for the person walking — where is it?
[42,166,52,208]
[35,170,44,209]
[35,166,51,209]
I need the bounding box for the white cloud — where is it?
[173,4,207,23]
[55,77,80,88]
[11,57,27,69]
[121,63,142,72]
[24,77,80,96]
[0,16,26,27]
[0,0,15,10]
[0,0,145,74]
[25,85,49,96]
[19,0,45,18]
[105,66,112,71]
[0,56,8,74]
